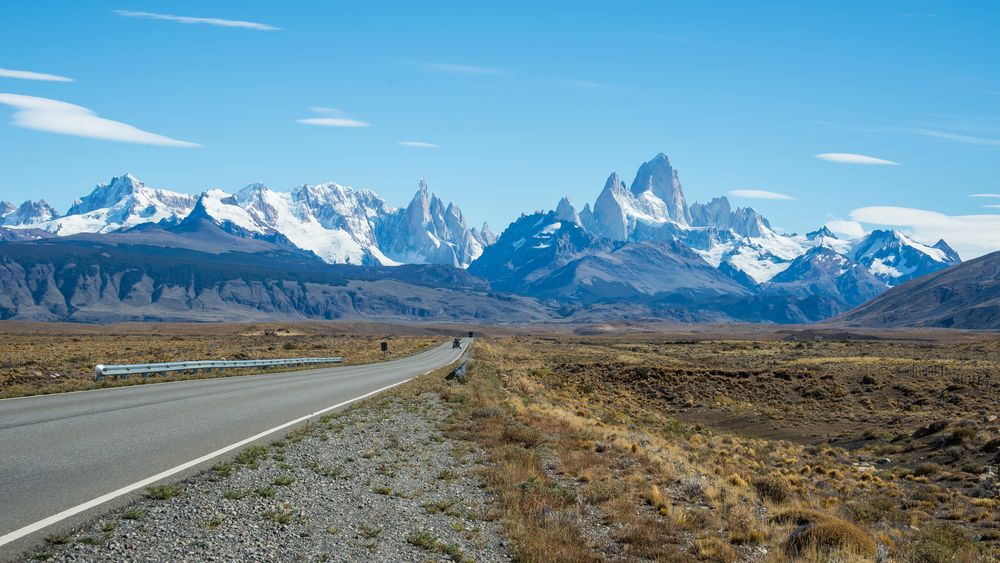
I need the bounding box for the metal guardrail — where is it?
[445,338,475,383]
[94,357,343,381]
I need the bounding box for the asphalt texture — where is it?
[0,339,467,549]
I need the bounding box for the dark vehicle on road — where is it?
[452,338,462,349]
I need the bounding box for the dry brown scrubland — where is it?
[0,323,439,398]
[407,336,999,562]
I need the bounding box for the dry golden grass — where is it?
[0,323,438,398]
[391,335,999,562]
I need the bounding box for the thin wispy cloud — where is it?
[816,153,899,166]
[910,128,1000,146]
[0,93,200,147]
[811,120,1000,147]
[0,67,73,82]
[406,60,507,75]
[728,189,795,201]
[970,193,1000,198]
[398,141,438,148]
[297,107,370,128]
[850,206,1000,259]
[114,10,280,31]
[983,204,1000,209]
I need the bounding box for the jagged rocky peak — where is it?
[689,196,771,237]
[404,178,435,221]
[730,206,771,238]
[1,199,59,226]
[381,178,484,268]
[589,173,630,240]
[851,229,961,286]
[806,226,838,240]
[689,196,732,227]
[0,201,15,215]
[555,196,581,225]
[236,182,269,201]
[478,222,497,245]
[629,153,690,224]
[933,239,961,262]
[67,173,145,215]
[64,172,198,228]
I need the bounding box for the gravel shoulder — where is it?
[27,390,511,562]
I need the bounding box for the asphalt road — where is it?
[0,339,467,551]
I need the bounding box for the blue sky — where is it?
[2,1,1000,257]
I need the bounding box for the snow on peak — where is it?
[381,179,483,267]
[629,153,689,224]
[806,226,837,240]
[850,229,960,286]
[555,196,580,225]
[194,189,266,233]
[1,199,59,226]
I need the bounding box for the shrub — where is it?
[771,508,830,526]
[501,422,543,447]
[911,523,979,563]
[784,518,876,558]
[690,537,739,561]
[846,496,900,524]
[944,426,976,446]
[752,474,792,504]
[726,503,765,545]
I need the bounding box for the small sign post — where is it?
[380,341,388,357]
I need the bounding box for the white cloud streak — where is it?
[816,153,899,166]
[728,189,795,200]
[296,108,370,128]
[0,68,73,82]
[114,10,280,31]
[969,193,1000,198]
[811,120,1000,147]
[406,61,507,75]
[398,141,438,148]
[298,117,370,127]
[849,206,1000,259]
[910,128,1000,146]
[0,93,200,147]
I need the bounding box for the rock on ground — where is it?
[32,392,511,562]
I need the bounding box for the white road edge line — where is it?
[0,377,414,548]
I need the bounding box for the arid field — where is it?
[5,323,998,561]
[0,322,445,398]
[434,333,999,562]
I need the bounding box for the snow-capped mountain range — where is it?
[466,153,961,322]
[534,153,960,288]
[0,154,962,322]
[1,173,493,268]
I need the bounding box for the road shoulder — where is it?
[29,389,509,562]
